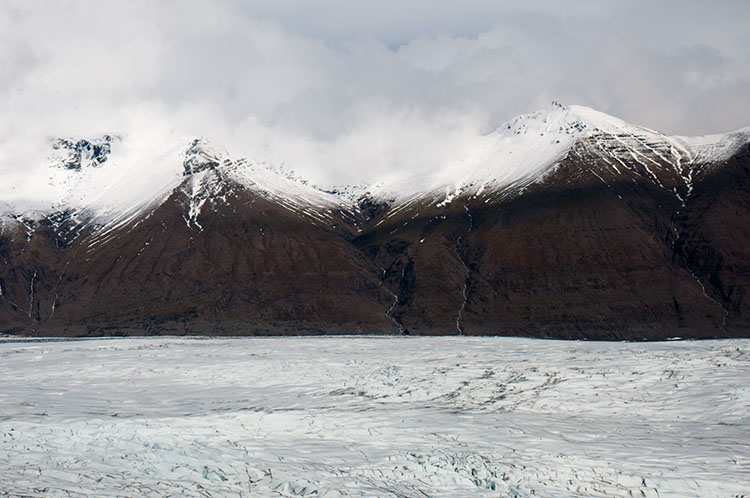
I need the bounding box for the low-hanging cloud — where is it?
[1,0,748,188]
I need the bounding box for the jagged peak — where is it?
[183,138,224,175]
[50,134,120,171]
[181,138,323,189]
[3,105,748,229]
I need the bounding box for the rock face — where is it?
[1,106,749,339]
[183,138,221,175]
[51,135,117,170]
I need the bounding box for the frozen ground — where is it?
[0,337,748,497]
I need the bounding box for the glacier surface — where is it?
[0,336,748,497]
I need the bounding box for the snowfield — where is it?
[0,337,748,497]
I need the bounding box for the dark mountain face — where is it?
[352,140,750,340]
[52,135,117,170]
[0,173,387,337]
[1,111,749,340]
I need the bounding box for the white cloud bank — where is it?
[1,0,748,187]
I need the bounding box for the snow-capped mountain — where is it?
[3,104,748,233]
[1,104,749,339]
[2,132,357,248]
[366,104,750,220]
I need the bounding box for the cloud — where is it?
[0,0,748,188]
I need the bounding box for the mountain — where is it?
[1,104,749,339]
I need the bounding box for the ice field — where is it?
[0,336,748,496]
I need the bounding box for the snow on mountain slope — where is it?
[672,128,750,165]
[172,139,356,237]
[1,134,354,245]
[223,157,354,222]
[1,105,748,235]
[565,110,750,208]
[367,104,750,221]
[366,104,583,219]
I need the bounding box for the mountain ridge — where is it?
[1,104,749,339]
[3,104,749,226]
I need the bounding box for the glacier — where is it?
[0,336,747,496]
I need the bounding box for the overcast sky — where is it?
[1,0,749,186]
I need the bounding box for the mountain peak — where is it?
[51,135,119,171]
[183,138,224,175]
[499,104,641,140]
[3,105,748,229]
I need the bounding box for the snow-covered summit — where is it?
[364,104,611,214]
[1,105,748,234]
[365,103,750,218]
[183,138,222,175]
[1,133,354,245]
[50,135,119,171]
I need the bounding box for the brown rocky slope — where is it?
[1,112,749,340]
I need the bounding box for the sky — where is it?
[1,0,749,187]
